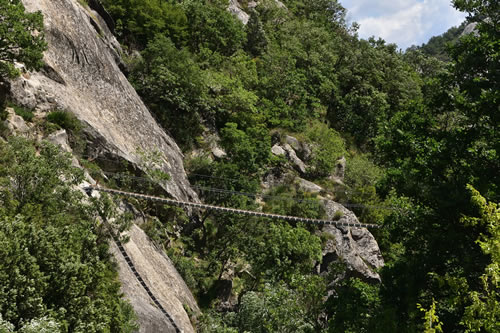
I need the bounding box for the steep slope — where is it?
[111,225,199,333]
[10,1,200,332]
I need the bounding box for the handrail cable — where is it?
[85,185,381,229]
[99,171,395,211]
[80,154,365,194]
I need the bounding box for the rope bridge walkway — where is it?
[85,185,381,229]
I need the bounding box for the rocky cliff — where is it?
[15,0,197,203]
[12,1,200,332]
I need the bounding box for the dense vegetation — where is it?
[0,137,138,332]
[1,0,498,332]
[99,0,499,331]
[408,21,468,61]
[0,5,136,329]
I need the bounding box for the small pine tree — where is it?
[245,9,268,57]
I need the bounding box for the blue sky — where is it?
[340,0,467,49]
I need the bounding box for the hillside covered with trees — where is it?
[0,0,498,332]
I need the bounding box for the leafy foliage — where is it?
[0,0,46,78]
[129,35,207,148]
[0,137,137,332]
[100,0,188,48]
[304,121,346,178]
[97,0,500,332]
[459,186,499,332]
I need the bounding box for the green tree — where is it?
[220,122,270,173]
[245,222,322,283]
[245,10,268,57]
[236,283,314,333]
[101,0,187,48]
[0,137,137,332]
[0,0,46,78]
[459,186,499,332]
[305,121,346,178]
[328,277,383,333]
[183,0,246,56]
[130,35,207,148]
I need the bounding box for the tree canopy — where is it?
[0,0,46,78]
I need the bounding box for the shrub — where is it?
[305,121,346,178]
[46,110,81,132]
[8,102,34,122]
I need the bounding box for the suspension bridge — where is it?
[85,185,381,229]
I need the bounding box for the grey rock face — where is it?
[461,22,479,36]
[16,0,198,203]
[3,108,30,134]
[319,199,384,283]
[285,135,300,151]
[47,129,72,153]
[211,146,227,159]
[285,135,311,161]
[14,1,201,332]
[228,0,287,24]
[228,0,250,24]
[335,156,346,180]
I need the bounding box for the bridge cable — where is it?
[85,185,381,229]
[98,171,396,211]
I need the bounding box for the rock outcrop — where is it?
[228,0,287,25]
[267,135,383,283]
[2,107,30,135]
[228,0,250,25]
[319,199,384,283]
[283,143,307,174]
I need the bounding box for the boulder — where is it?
[47,129,72,153]
[271,144,286,156]
[4,108,29,134]
[297,177,323,194]
[285,135,312,161]
[228,0,250,24]
[228,1,287,24]
[211,146,227,159]
[283,143,307,174]
[285,135,300,151]
[335,156,346,181]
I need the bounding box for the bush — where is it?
[0,137,138,332]
[46,110,81,132]
[8,102,34,122]
[305,121,346,178]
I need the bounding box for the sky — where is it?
[340,0,467,50]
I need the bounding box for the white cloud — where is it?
[341,0,467,49]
